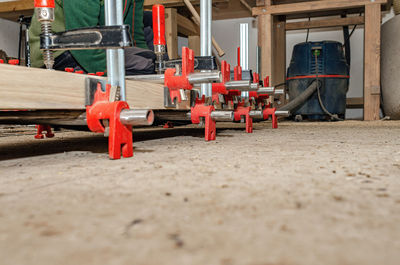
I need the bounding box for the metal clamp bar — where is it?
[126,71,222,84]
[225,80,259,91]
[40,25,132,50]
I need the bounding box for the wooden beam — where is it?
[239,0,253,13]
[0,0,32,13]
[272,19,286,106]
[258,14,273,84]
[144,0,228,8]
[252,0,387,16]
[165,8,178,60]
[346,97,364,109]
[0,64,167,110]
[177,14,199,36]
[363,3,381,121]
[188,36,201,56]
[286,16,365,30]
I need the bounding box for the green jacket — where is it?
[29,0,146,73]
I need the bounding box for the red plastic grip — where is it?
[34,0,55,8]
[8,59,19,65]
[152,5,166,46]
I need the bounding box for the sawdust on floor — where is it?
[0,120,399,265]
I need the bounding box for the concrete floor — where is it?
[0,121,399,265]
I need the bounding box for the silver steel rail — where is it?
[126,71,222,84]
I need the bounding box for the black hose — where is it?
[314,52,344,121]
[278,80,320,111]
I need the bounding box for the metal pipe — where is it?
[116,0,126,101]
[274,89,285,95]
[105,0,119,96]
[186,110,234,121]
[275,110,290,117]
[188,71,222,84]
[210,111,234,121]
[240,23,249,99]
[225,80,258,91]
[200,0,212,98]
[126,74,165,83]
[120,109,154,126]
[249,110,264,119]
[257,87,285,95]
[240,24,249,71]
[126,71,222,84]
[257,87,275,94]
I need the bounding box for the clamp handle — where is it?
[152,5,166,46]
[34,0,55,8]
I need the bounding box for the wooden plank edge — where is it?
[252,0,387,16]
[286,16,365,30]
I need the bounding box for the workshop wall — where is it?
[0,17,19,58]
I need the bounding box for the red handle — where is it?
[34,0,55,8]
[152,5,166,46]
[8,59,19,65]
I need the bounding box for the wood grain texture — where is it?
[252,0,387,16]
[364,3,381,121]
[188,35,201,56]
[0,64,166,110]
[258,14,273,83]
[165,8,178,60]
[286,16,364,30]
[177,14,199,36]
[272,19,286,105]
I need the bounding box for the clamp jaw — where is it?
[86,82,133,159]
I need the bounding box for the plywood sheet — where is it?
[0,64,166,110]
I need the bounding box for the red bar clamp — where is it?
[35,125,54,139]
[212,60,230,103]
[234,106,253,133]
[86,83,133,159]
[263,107,278,129]
[164,47,194,103]
[191,104,216,141]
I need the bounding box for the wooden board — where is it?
[0,64,166,110]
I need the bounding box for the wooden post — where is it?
[258,14,273,82]
[188,35,201,56]
[364,3,381,121]
[272,18,286,105]
[165,8,178,59]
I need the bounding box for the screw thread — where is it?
[41,21,54,69]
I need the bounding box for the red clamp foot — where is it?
[86,83,133,159]
[191,104,216,141]
[263,108,278,129]
[35,125,55,139]
[163,121,174,128]
[234,106,253,133]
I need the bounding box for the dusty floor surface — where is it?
[0,121,399,265]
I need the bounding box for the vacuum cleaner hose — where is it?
[278,80,320,112]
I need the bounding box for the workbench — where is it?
[253,0,392,121]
